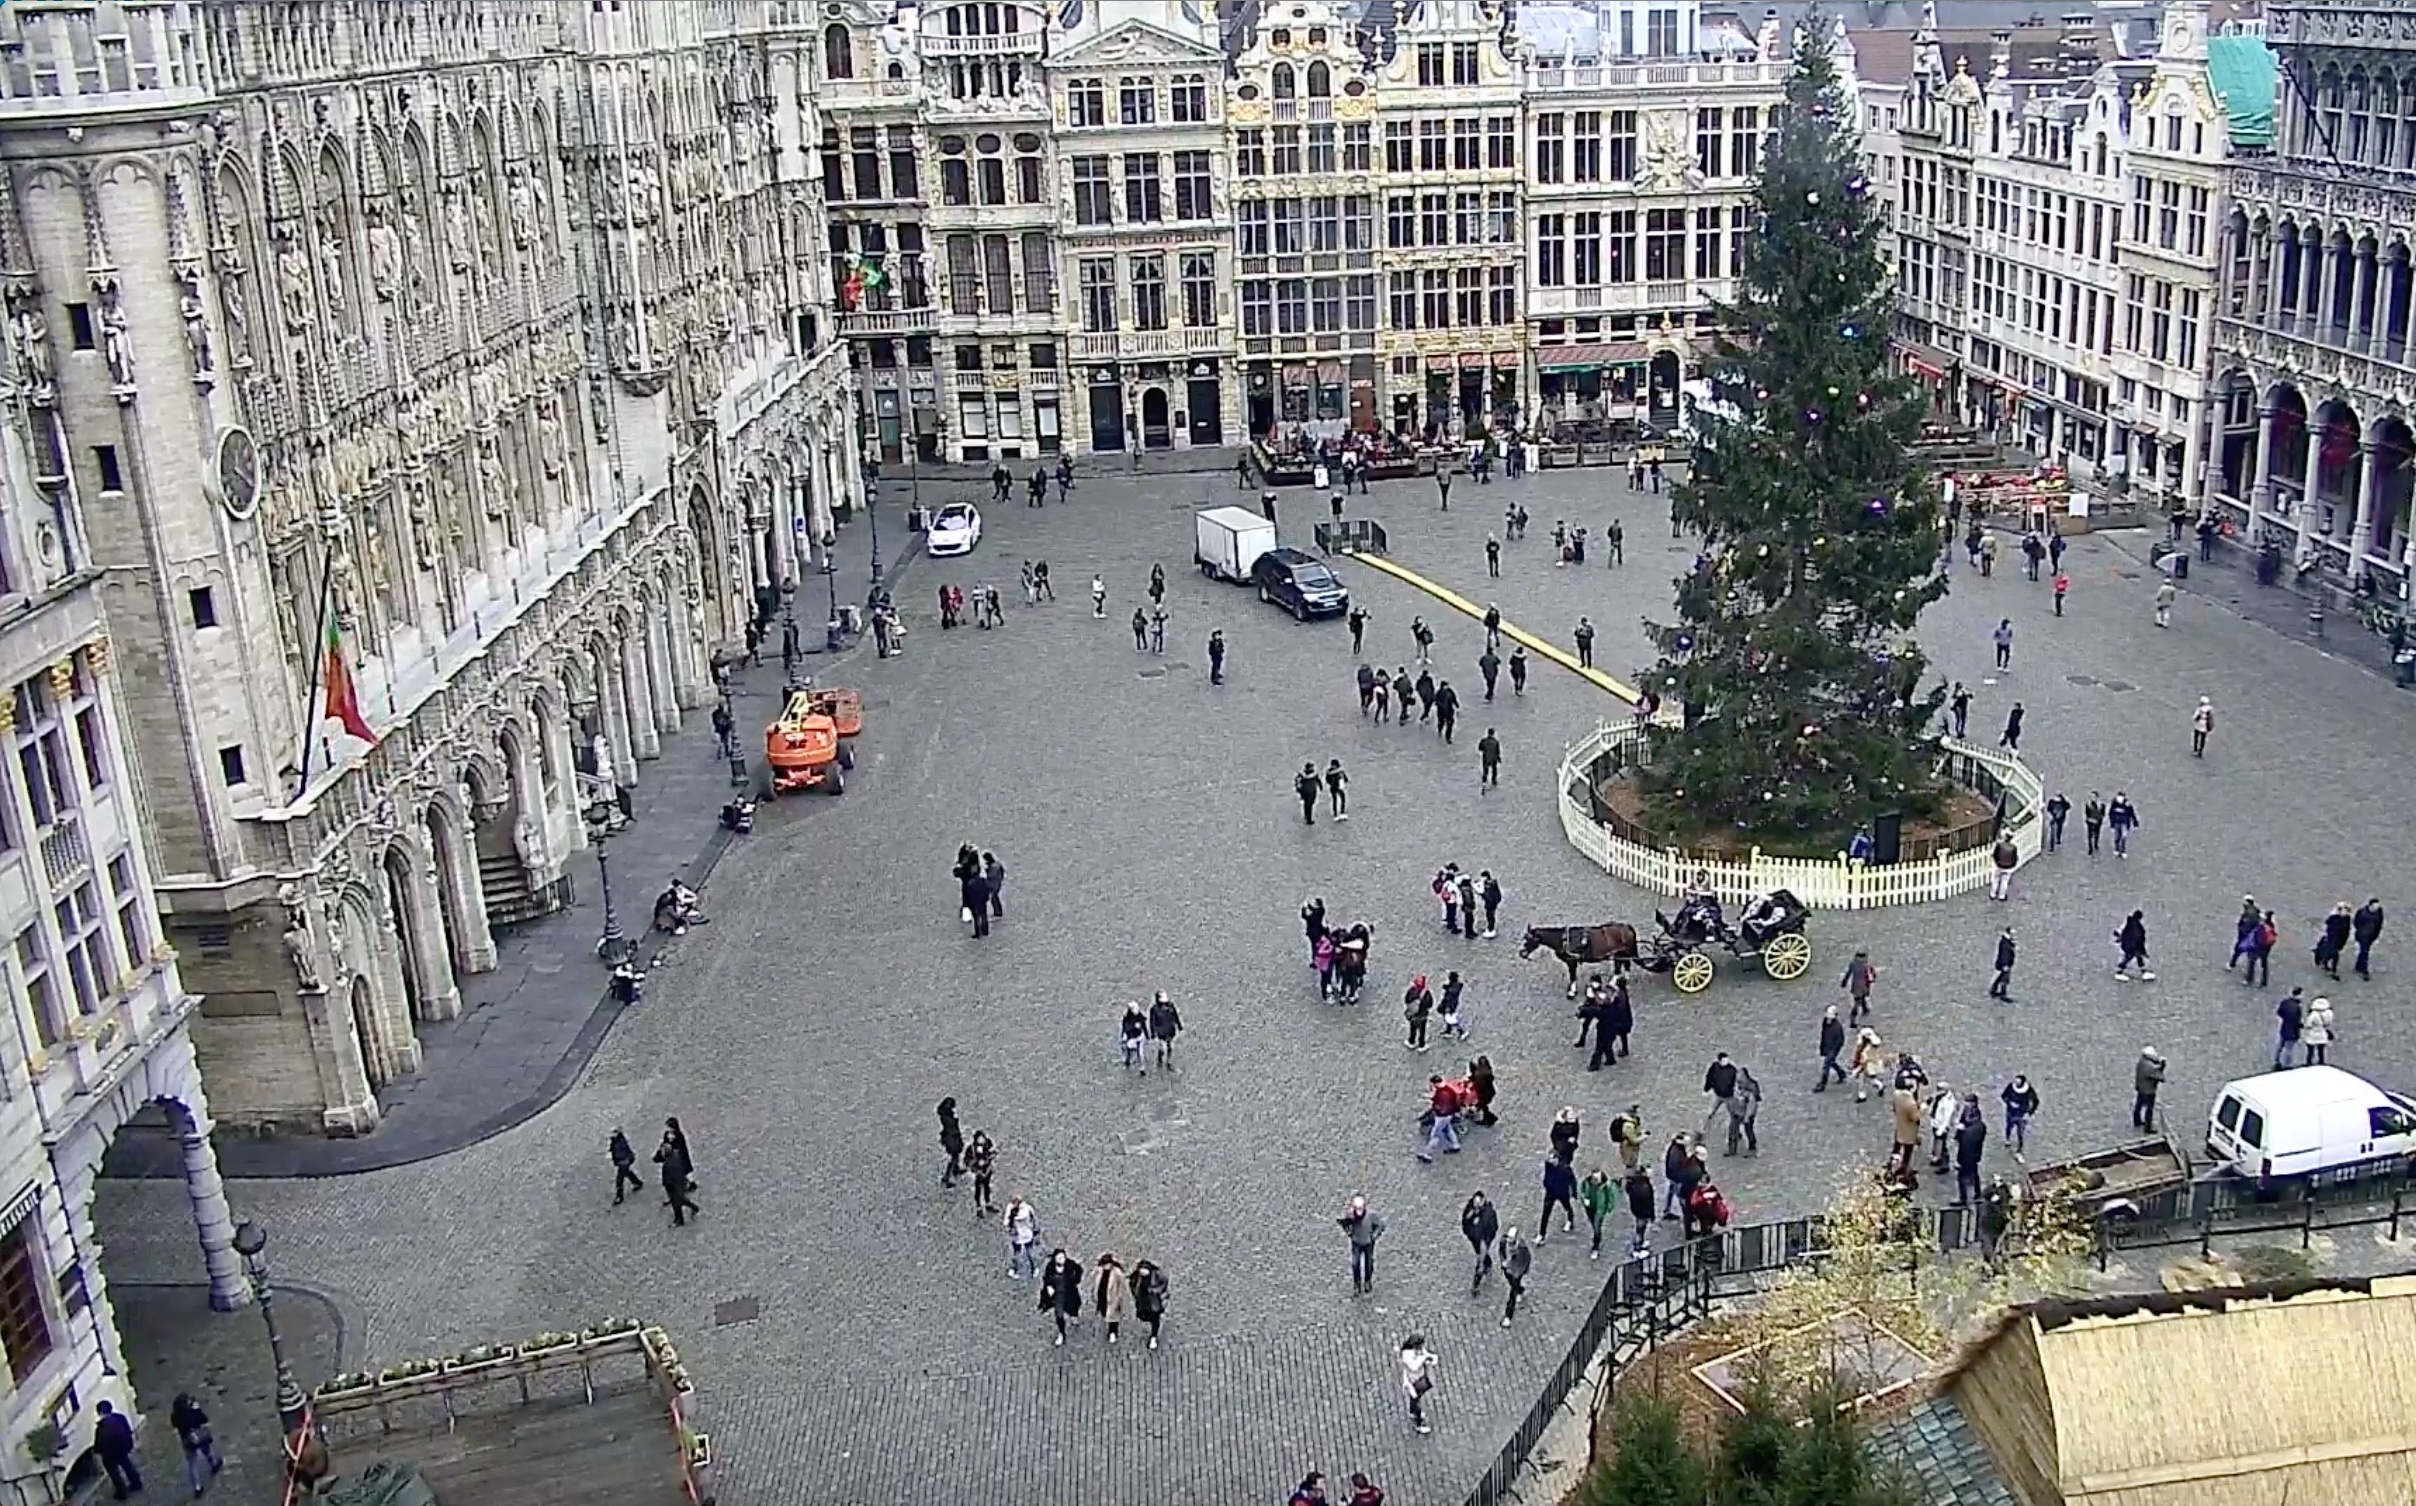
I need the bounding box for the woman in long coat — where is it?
[1130,1259,1169,1349]
[1093,1253,1132,1344]
[1038,1249,1085,1346]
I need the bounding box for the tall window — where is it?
[2129,175,2152,243]
[824,23,854,79]
[1384,122,1412,173]
[1573,211,1602,284]
[1536,213,1567,287]
[54,881,110,1017]
[1015,138,1044,204]
[1170,74,1208,123]
[1131,255,1167,331]
[1451,41,1478,85]
[1080,257,1117,332]
[1645,208,1685,280]
[1729,107,1761,177]
[1123,154,1162,223]
[1347,274,1375,332]
[1696,109,1724,179]
[983,234,1015,314]
[1453,192,1481,246]
[1174,151,1212,220]
[1240,201,1271,256]
[14,927,60,1049]
[1345,195,1374,252]
[1534,114,1565,185]
[1344,124,1372,172]
[1242,280,1272,337]
[0,1220,53,1384]
[1487,116,1515,170]
[1388,270,1417,329]
[1069,79,1105,127]
[1181,252,1217,328]
[1021,232,1055,311]
[889,127,919,199]
[1421,269,1450,328]
[2157,181,2180,249]
[1119,77,1156,125]
[107,853,148,975]
[1386,195,1415,249]
[1485,191,1515,244]
[1277,277,1308,334]
[2185,185,2210,257]
[1646,6,1678,55]
[1572,111,1601,182]
[1313,275,1342,333]
[1272,198,1304,254]
[1419,193,1447,247]
[1310,195,1341,254]
[2178,289,2201,368]
[1452,118,1480,171]
[976,145,1006,206]
[1417,44,1444,86]
[1308,124,1337,174]
[947,234,981,312]
[1487,265,1516,325]
[1237,131,1267,178]
[852,127,883,200]
[1607,111,1637,181]
[1418,120,1446,172]
[1274,127,1303,176]
[1072,156,1113,225]
[1694,208,1724,278]
[13,677,77,831]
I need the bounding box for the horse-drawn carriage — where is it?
[1521,888,1813,997]
[1644,888,1814,994]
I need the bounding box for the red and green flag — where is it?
[320,604,375,744]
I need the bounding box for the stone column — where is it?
[2302,235,2326,332]
[2247,396,2279,539]
[400,852,460,1022]
[2353,436,2386,570]
[596,647,636,780]
[2354,247,2378,350]
[2298,408,2327,561]
[432,808,497,973]
[645,612,679,734]
[176,1108,247,1310]
[621,631,660,759]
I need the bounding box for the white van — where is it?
[2205,1066,2416,1182]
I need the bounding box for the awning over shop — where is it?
[1538,341,1647,373]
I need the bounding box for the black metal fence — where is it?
[1315,520,1390,555]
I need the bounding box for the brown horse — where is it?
[1521,923,1640,997]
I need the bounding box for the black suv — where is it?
[1252,547,1350,620]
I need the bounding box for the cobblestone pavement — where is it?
[93,462,2416,1505]
[107,1281,346,1504]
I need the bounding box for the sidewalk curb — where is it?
[115,1278,355,1372]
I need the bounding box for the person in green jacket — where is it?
[1579,1166,1618,1259]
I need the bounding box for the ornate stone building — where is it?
[0,0,854,1135]
[1052,2,1235,454]
[2209,0,2416,587]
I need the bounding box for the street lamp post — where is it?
[582,790,634,964]
[230,1220,308,1441]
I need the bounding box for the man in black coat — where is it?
[1433,681,1461,743]
[2354,898,2386,978]
[1816,1006,1848,1090]
[1596,975,1633,1067]
[1460,1191,1500,1295]
[1989,928,2017,999]
[961,863,992,938]
[1953,1099,1987,1206]
[609,1129,643,1204]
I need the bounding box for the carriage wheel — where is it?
[1762,930,1812,981]
[1671,950,1716,994]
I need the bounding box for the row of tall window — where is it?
[1976,178,2128,264]
[2301,63,2416,173]
[1069,151,1216,226]
[1383,267,1518,330]
[829,225,1059,317]
[2128,175,2214,259]
[1076,252,1222,332]
[1381,117,1518,174]
[1066,74,1212,127]
[1236,197,1377,257]
[1534,207,1742,286]
[1383,192,1519,250]
[1235,124,1374,177]
[1238,274,1381,336]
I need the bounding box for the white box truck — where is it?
[1195,506,1278,584]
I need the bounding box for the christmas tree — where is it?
[1640,16,1948,849]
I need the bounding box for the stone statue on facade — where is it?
[316,227,348,321]
[98,286,135,390]
[512,807,546,874]
[10,303,53,403]
[476,438,510,521]
[471,185,499,268]
[508,167,538,250]
[277,232,315,329]
[401,199,432,307]
[538,397,567,479]
[217,268,253,366]
[279,888,326,994]
[444,189,474,272]
[404,475,437,569]
[177,272,214,377]
[1640,110,1699,191]
[367,211,403,302]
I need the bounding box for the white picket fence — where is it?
[1555,718,2043,910]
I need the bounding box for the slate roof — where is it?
[1867,1396,2022,1506]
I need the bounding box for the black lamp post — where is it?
[584,793,633,964]
[230,1220,308,1440]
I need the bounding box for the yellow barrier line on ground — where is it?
[1338,549,1643,704]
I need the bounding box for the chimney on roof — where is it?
[1990,27,2013,77]
[2059,10,2099,76]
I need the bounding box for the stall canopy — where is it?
[1538,341,1647,373]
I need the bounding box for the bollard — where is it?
[2398,649,2416,688]
[2308,607,2326,639]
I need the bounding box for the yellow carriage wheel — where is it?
[1762,930,1812,981]
[1671,950,1716,994]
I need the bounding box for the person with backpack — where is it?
[1147,991,1183,1069]
[1402,974,1433,1051]
[2244,909,2278,987]
[1579,1165,1617,1258]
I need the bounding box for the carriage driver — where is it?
[1676,870,1723,939]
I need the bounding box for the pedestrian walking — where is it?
[658,1140,699,1226]
[2113,910,2156,980]
[1482,603,1503,650]
[1131,1258,1169,1348]
[2354,898,2385,978]
[1485,535,1501,577]
[1478,647,1500,701]
[1816,1004,1849,1089]
[1888,1081,1923,1179]
[1438,971,1470,1039]
[1326,759,1351,820]
[1992,618,2014,670]
[2316,902,2354,979]
[1623,1165,1655,1255]
[2052,570,2069,615]
[1301,895,1328,963]
[1399,1335,1438,1434]
[1093,1253,1132,1344]
[2000,1074,2039,1152]
[1574,616,1596,669]
[1434,680,1460,742]
[1953,1096,1988,1206]
[1988,834,2017,901]
[1508,645,1528,695]
[172,1393,223,1498]
[2131,1047,2165,1130]
[1208,629,1226,684]
[1340,1194,1385,1294]
[1149,605,1167,654]
[609,1128,644,1204]
[2303,996,2336,1065]
[1038,1249,1085,1345]
[2275,986,2306,1069]
[1579,1166,1615,1256]
[2107,792,2138,858]
[2191,697,2214,756]
[1148,990,1183,1069]
[1989,928,2017,1000]
[1479,870,1502,938]
[2044,791,2070,851]
[1349,1474,1384,1506]
[1498,1232,1532,1326]
[1404,973,1433,1049]
[1461,1190,1500,1292]
[1850,1027,1888,1102]
[1539,1155,1578,1239]
[1349,606,1370,657]
[937,1096,966,1186]
[1999,701,2024,754]
[1295,762,1321,825]
[1130,606,1149,651]
[1435,864,1464,933]
[1723,1065,1762,1156]
[1701,1052,1739,1137]
[1411,616,1434,665]
[1004,1194,1040,1277]
[1120,1000,1148,1074]
[1092,575,1108,618]
[1478,728,1501,789]
[93,1401,140,1501]
[2083,793,2106,856]
[1949,681,1972,739]
[1598,973,1633,1063]
[2154,577,2177,627]
[2022,532,2044,581]
[965,1130,997,1217]
[960,857,993,938]
[1840,949,1876,1024]
[1437,470,1453,511]
[1608,519,1625,565]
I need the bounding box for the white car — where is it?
[926,502,982,557]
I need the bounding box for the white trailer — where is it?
[1194,506,1278,584]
